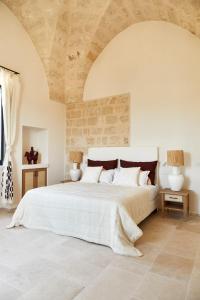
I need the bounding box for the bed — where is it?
[8,146,159,257]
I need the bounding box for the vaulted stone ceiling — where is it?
[2,0,200,103]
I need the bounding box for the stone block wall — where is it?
[66,93,130,173]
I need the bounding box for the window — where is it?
[0,86,4,165]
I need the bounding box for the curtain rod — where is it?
[0,65,19,75]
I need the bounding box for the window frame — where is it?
[0,86,5,165]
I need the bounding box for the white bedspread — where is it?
[8,182,158,256]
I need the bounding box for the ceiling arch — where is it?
[2,0,200,103]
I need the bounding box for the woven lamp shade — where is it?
[69,151,83,163]
[167,150,184,166]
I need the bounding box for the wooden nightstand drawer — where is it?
[160,188,189,217]
[164,194,183,203]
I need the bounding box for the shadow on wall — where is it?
[184,152,192,168]
[184,151,192,191]
[189,191,199,214]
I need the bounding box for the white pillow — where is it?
[139,170,150,186]
[99,169,114,184]
[112,167,140,187]
[81,166,103,183]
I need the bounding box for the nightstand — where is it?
[159,188,189,217]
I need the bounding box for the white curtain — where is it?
[0,68,21,207]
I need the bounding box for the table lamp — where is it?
[167,150,184,191]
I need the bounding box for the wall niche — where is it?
[22,126,48,165]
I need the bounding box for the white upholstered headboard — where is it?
[88,146,158,162]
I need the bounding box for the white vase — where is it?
[70,162,81,181]
[168,166,184,191]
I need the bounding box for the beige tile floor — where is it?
[0,209,200,300]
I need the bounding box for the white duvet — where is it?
[8,182,158,256]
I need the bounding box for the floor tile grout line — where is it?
[184,259,197,300]
[132,241,164,297]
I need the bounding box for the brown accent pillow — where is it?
[88,159,118,170]
[120,160,157,185]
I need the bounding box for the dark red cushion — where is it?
[120,160,157,185]
[88,159,118,170]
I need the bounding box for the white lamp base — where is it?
[70,167,81,182]
[168,166,184,191]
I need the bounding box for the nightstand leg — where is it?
[183,196,188,218]
[161,194,165,216]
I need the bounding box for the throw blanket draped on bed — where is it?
[8,182,157,256]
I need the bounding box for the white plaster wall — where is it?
[0,3,65,204]
[84,21,200,214]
